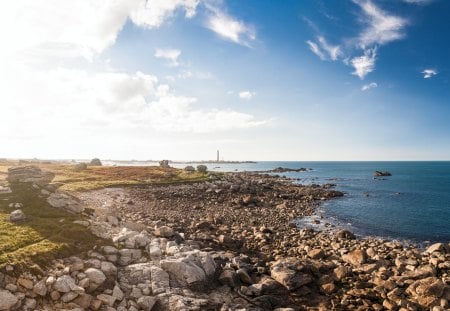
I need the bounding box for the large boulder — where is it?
[184,165,195,172]
[270,258,313,291]
[47,192,83,214]
[342,249,367,266]
[196,165,207,173]
[425,243,449,254]
[9,209,26,222]
[7,166,54,186]
[160,251,216,289]
[406,277,446,308]
[89,158,102,166]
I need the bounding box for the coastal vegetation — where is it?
[0,160,209,273]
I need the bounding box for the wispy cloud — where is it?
[306,36,341,61]
[351,48,377,79]
[154,48,181,67]
[306,41,326,60]
[402,0,432,5]
[422,69,437,79]
[354,0,408,48]
[239,91,256,100]
[206,8,255,47]
[306,0,409,80]
[130,0,200,29]
[361,82,378,91]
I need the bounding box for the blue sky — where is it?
[1,0,449,160]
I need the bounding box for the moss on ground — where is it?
[0,183,105,273]
[0,162,209,273]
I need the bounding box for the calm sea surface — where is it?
[108,160,450,243]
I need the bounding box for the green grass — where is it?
[0,183,105,273]
[0,162,210,273]
[44,164,209,192]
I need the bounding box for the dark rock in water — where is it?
[374,170,392,177]
[270,167,309,173]
[337,230,356,240]
[89,158,102,166]
[7,166,55,186]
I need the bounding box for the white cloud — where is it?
[0,0,202,63]
[361,82,378,91]
[1,66,267,135]
[422,69,437,79]
[306,41,326,60]
[154,48,182,67]
[354,0,408,48]
[351,48,377,79]
[239,91,256,100]
[402,0,432,4]
[306,36,341,61]
[129,0,200,29]
[206,10,255,46]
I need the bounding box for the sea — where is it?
[107,161,450,244]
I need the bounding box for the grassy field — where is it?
[44,163,208,192]
[0,183,104,273]
[0,160,209,272]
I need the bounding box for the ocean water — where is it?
[168,161,450,243]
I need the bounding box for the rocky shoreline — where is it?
[0,168,449,310]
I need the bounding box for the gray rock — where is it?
[96,293,116,306]
[7,166,55,186]
[47,192,83,213]
[89,158,102,166]
[33,279,47,296]
[154,226,174,238]
[270,258,313,291]
[147,239,161,260]
[61,291,79,302]
[9,209,26,222]
[85,268,106,289]
[112,285,124,301]
[101,261,117,277]
[119,263,152,285]
[160,251,215,289]
[73,294,93,309]
[168,295,209,311]
[137,296,156,310]
[54,275,84,293]
[0,289,18,310]
[118,249,142,266]
[150,266,169,295]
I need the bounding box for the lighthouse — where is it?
[216,150,219,162]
